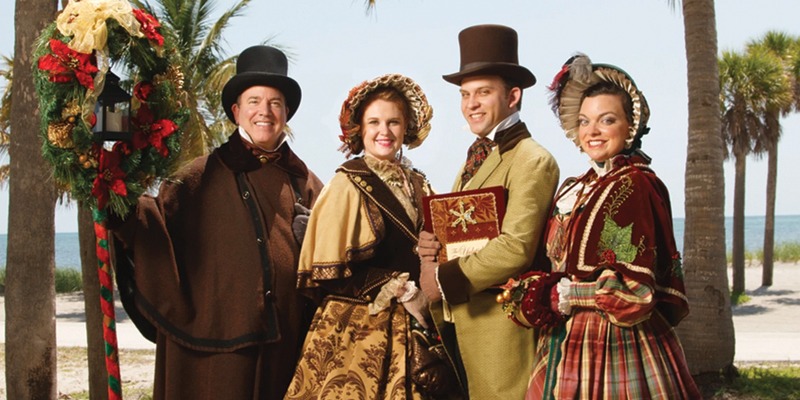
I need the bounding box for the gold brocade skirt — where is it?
[285,296,424,400]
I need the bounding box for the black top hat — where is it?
[443,24,536,88]
[221,46,302,123]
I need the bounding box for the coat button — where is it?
[257,237,264,244]
[242,191,250,199]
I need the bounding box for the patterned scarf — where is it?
[460,137,496,187]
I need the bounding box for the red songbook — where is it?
[422,186,507,262]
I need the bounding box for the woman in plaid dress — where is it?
[508,54,701,399]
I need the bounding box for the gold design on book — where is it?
[449,200,477,233]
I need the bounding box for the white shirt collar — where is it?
[238,126,286,152]
[480,111,520,142]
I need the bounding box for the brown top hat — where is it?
[221,45,302,123]
[443,24,536,88]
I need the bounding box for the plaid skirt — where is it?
[285,296,424,400]
[527,310,701,400]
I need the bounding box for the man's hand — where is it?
[417,230,441,262]
[292,202,311,245]
[417,230,443,302]
[419,258,442,303]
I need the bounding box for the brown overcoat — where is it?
[111,132,323,399]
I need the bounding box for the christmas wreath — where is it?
[34,0,189,217]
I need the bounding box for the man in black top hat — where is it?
[111,45,323,399]
[416,24,560,399]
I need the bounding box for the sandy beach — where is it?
[0,262,798,397]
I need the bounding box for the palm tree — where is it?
[745,31,800,287]
[675,0,737,378]
[719,49,790,296]
[4,0,60,398]
[132,0,252,164]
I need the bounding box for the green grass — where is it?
[713,363,800,399]
[0,267,84,294]
[727,240,800,264]
[775,242,800,263]
[730,291,751,306]
[55,268,83,293]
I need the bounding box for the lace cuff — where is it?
[434,266,447,303]
[556,277,572,315]
[368,272,410,315]
[398,280,420,303]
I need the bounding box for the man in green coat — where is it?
[418,24,559,399]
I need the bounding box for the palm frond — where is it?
[0,54,12,156]
[0,165,9,189]
[718,49,790,159]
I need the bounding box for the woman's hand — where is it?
[398,281,431,328]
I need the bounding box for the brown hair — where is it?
[501,77,524,111]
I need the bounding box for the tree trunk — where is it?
[762,143,777,286]
[731,152,746,295]
[4,1,59,398]
[79,205,108,399]
[676,0,736,378]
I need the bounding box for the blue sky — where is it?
[1,0,799,233]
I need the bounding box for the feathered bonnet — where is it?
[548,53,650,150]
[338,73,433,157]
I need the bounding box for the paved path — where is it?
[729,262,800,362]
[0,291,155,350]
[0,263,798,360]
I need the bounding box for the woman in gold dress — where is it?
[285,74,459,399]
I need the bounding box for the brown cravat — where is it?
[460,137,496,187]
[242,141,282,164]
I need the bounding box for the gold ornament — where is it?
[155,64,185,92]
[47,100,84,148]
[47,121,75,148]
[76,149,98,169]
[62,101,81,119]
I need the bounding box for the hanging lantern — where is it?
[93,71,132,141]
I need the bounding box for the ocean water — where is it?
[672,214,800,254]
[0,215,799,269]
